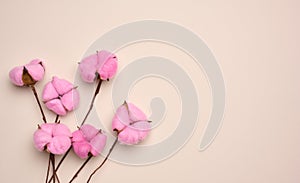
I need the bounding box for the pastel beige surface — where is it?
[1,0,299,182]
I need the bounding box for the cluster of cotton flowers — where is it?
[9,50,151,182]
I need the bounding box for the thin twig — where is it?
[69,155,93,183]
[50,154,56,183]
[30,85,50,182]
[47,148,71,183]
[87,136,118,183]
[30,85,47,123]
[81,79,102,126]
[55,173,60,183]
[49,78,103,183]
[50,153,60,183]
[45,153,51,183]
[55,115,59,123]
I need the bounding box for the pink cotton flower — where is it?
[33,123,72,155]
[112,102,151,145]
[79,50,118,82]
[9,59,45,86]
[42,76,80,116]
[72,124,107,159]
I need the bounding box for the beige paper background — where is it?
[1,0,300,182]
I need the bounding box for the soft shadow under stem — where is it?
[69,155,93,183]
[87,136,119,183]
[81,78,102,126]
[30,85,47,123]
[48,79,103,183]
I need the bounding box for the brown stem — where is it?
[31,85,50,182]
[87,136,118,183]
[50,154,56,183]
[55,115,59,123]
[55,174,60,183]
[45,153,51,183]
[30,85,47,123]
[47,148,71,183]
[81,79,102,126]
[48,78,102,181]
[49,79,103,182]
[50,153,60,183]
[69,155,93,183]
[56,147,71,170]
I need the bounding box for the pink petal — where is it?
[97,51,118,80]
[42,82,59,102]
[112,103,151,145]
[52,123,72,137]
[72,141,91,159]
[80,124,99,142]
[45,99,67,116]
[127,103,147,121]
[47,136,71,155]
[111,117,126,132]
[61,89,80,111]
[72,130,85,142]
[29,59,43,65]
[9,66,24,86]
[90,133,107,156]
[131,121,151,141]
[52,76,74,95]
[39,123,55,135]
[25,61,45,82]
[79,54,99,83]
[111,104,131,132]
[118,127,140,145]
[79,50,117,82]
[33,129,52,151]
[96,50,114,68]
